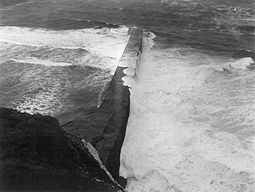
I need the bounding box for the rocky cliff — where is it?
[0,108,121,191]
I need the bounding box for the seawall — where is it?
[95,27,143,180]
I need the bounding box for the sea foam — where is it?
[120,31,255,192]
[0,25,130,115]
[0,26,129,58]
[0,26,129,73]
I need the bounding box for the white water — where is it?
[120,33,255,192]
[224,57,254,70]
[0,26,129,115]
[0,26,129,73]
[10,58,73,66]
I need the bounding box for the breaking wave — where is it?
[0,26,129,73]
[0,26,129,115]
[120,32,255,192]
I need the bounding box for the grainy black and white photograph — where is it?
[0,0,254,191]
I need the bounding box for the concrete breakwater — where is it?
[94,26,143,180]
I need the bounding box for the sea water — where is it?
[0,26,129,115]
[120,32,255,192]
[0,0,254,191]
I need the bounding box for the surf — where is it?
[0,26,129,73]
[120,31,255,192]
[0,25,130,115]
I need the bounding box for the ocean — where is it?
[0,0,255,191]
[120,32,255,192]
[0,26,129,116]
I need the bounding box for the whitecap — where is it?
[0,26,130,73]
[10,58,73,67]
[0,26,129,58]
[120,32,255,192]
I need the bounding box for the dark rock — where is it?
[0,108,121,191]
[232,50,255,61]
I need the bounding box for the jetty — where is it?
[95,27,143,180]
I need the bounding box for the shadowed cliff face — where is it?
[0,108,121,191]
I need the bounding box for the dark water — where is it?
[0,61,110,115]
[1,0,254,52]
[0,4,129,118]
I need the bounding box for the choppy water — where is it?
[0,0,255,191]
[0,26,129,115]
[120,32,255,191]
